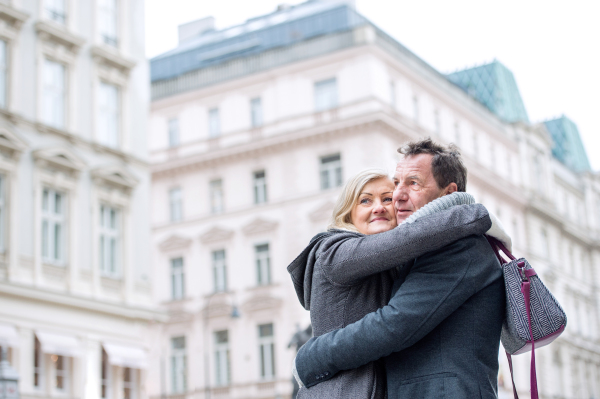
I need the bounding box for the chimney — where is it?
[178,17,216,44]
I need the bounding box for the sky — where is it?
[146,0,600,171]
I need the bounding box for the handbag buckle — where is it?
[517,261,528,281]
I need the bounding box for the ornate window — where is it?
[214,330,230,386]
[258,324,275,379]
[45,0,67,25]
[168,118,179,147]
[170,337,186,393]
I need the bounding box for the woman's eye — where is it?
[360,198,370,204]
[383,197,393,203]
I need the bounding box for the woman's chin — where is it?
[368,223,396,234]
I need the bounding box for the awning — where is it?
[36,331,81,357]
[0,323,19,347]
[103,342,148,369]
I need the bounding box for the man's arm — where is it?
[295,235,499,388]
[319,203,490,285]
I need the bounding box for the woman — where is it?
[287,169,505,399]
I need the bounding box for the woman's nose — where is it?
[372,203,386,213]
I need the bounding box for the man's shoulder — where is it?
[414,234,499,272]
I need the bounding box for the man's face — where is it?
[393,153,452,223]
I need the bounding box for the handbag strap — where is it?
[485,235,539,399]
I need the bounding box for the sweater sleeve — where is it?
[319,203,490,286]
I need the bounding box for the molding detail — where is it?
[0,128,27,160]
[158,235,192,252]
[242,294,282,312]
[242,217,278,236]
[199,226,234,244]
[0,4,28,41]
[35,20,85,55]
[309,201,334,222]
[91,45,136,74]
[32,147,86,173]
[91,164,139,190]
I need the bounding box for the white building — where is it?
[148,1,600,398]
[0,1,158,399]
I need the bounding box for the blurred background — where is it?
[0,1,599,399]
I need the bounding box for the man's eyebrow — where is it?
[406,175,422,180]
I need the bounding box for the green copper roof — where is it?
[544,116,591,172]
[446,60,529,123]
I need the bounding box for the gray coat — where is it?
[287,203,492,399]
[294,234,505,399]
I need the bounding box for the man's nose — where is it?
[393,185,408,202]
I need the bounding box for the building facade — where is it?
[0,2,157,399]
[148,1,600,398]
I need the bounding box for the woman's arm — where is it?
[319,203,491,286]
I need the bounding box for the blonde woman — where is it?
[287,169,499,399]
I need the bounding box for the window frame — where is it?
[41,187,67,266]
[214,330,230,386]
[98,0,119,48]
[170,257,184,300]
[319,154,342,190]
[208,108,220,138]
[314,78,338,112]
[250,97,263,128]
[99,204,121,278]
[0,39,8,109]
[258,323,275,380]
[170,336,187,394]
[253,170,267,205]
[209,179,224,214]
[44,0,68,25]
[212,249,227,293]
[122,367,137,399]
[97,81,121,148]
[42,58,67,129]
[0,173,5,254]
[169,187,183,222]
[255,243,271,286]
[168,117,180,148]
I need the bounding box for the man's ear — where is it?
[444,183,458,195]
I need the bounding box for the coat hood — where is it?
[287,231,333,310]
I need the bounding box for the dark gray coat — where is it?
[294,234,505,399]
[288,204,492,399]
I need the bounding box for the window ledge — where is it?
[0,3,28,40]
[35,20,85,53]
[91,45,136,73]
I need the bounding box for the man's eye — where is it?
[410,181,418,185]
[393,181,399,187]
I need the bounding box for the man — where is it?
[294,138,505,398]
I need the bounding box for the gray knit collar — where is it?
[403,192,475,224]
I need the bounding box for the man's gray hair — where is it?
[398,138,467,192]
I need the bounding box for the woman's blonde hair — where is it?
[328,168,392,232]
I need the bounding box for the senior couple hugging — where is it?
[287,138,510,399]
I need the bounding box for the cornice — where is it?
[0,281,166,322]
[91,45,137,73]
[35,20,85,53]
[158,235,193,252]
[0,3,28,41]
[199,226,235,244]
[151,114,384,178]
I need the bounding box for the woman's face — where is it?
[350,177,397,235]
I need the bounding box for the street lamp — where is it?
[0,347,19,399]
